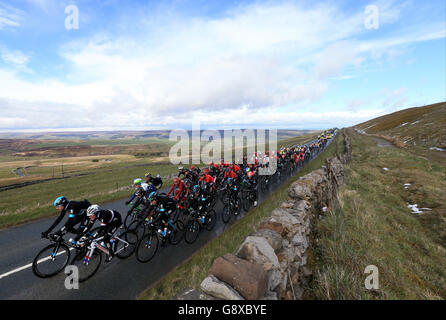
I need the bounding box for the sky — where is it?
[0,0,444,131]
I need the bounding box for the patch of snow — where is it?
[399,122,409,127]
[420,208,432,211]
[383,168,389,171]
[404,183,411,189]
[429,147,446,152]
[407,203,423,214]
[364,124,376,131]
[410,120,421,125]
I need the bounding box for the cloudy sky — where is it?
[0,0,444,131]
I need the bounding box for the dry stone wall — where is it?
[173,131,352,300]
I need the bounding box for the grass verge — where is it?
[310,128,446,299]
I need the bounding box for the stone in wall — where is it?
[208,253,268,300]
[200,275,244,300]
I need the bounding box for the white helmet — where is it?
[86,205,101,217]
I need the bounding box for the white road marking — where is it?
[0,247,74,280]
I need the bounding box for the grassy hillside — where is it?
[355,102,446,150]
[311,128,446,299]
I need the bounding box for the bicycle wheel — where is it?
[128,220,146,239]
[205,209,217,231]
[210,193,218,207]
[169,220,185,245]
[115,230,138,259]
[222,204,231,223]
[71,249,102,282]
[136,231,159,263]
[124,211,136,229]
[242,190,253,212]
[32,243,71,278]
[185,220,200,244]
[222,189,230,205]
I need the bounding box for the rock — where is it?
[258,221,288,236]
[291,232,308,251]
[267,269,284,291]
[271,208,300,226]
[276,271,288,299]
[172,287,217,300]
[294,200,309,214]
[250,229,283,252]
[236,236,279,269]
[261,291,279,300]
[302,266,313,277]
[208,254,268,300]
[293,286,304,299]
[277,246,299,265]
[280,200,296,209]
[288,181,313,200]
[200,276,244,300]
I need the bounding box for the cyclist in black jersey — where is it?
[78,205,123,262]
[41,196,91,239]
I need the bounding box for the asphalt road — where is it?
[0,138,331,300]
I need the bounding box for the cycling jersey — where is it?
[43,199,91,235]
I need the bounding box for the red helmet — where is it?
[191,165,195,169]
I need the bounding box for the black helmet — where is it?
[135,187,145,197]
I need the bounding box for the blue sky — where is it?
[0,0,444,131]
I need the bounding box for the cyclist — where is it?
[81,205,123,263]
[188,166,201,184]
[167,177,187,202]
[146,192,178,237]
[145,172,163,190]
[41,196,91,239]
[125,178,149,205]
[127,186,150,216]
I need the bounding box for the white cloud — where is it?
[0,3,24,29]
[0,1,444,130]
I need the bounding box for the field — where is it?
[310,128,446,299]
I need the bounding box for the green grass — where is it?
[138,132,344,300]
[310,128,446,300]
[0,161,178,229]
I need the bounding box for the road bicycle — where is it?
[241,178,257,212]
[124,202,144,229]
[222,191,241,223]
[184,198,217,244]
[32,233,80,278]
[70,228,138,282]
